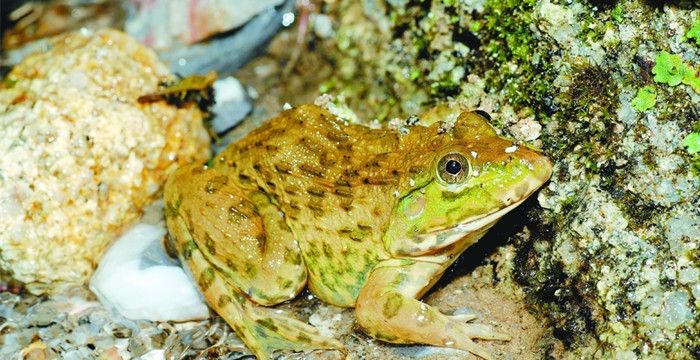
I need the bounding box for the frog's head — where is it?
[385,110,552,256]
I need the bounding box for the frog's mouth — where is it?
[401,198,529,258]
[444,196,527,233]
[413,173,546,253]
[419,195,528,245]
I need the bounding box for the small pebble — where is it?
[505,145,518,153]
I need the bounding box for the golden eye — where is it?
[437,153,470,184]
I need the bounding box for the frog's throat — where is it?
[417,195,528,244]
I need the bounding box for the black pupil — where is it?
[445,159,462,175]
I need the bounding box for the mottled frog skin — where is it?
[164,104,552,359]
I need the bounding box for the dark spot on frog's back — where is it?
[409,166,423,175]
[319,152,336,167]
[277,276,294,289]
[244,262,258,277]
[299,163,325,178]
[238,173,251,183]
[367,153,390,168]
[336,143,353,151]
[306,186,326,197]
[363,177,395,185]
[307,200,325,216]
[357,223,372,231]
[334,186,353,198]
[340,201,353,212]
[307,242,321,260]
[324,130,350,143]
[164,196,181,218]
[191,166,206,175]
[343,169,359,178]
[225,258,238,272]
[274,162,293,174]
[322,243,333,258]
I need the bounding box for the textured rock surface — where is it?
[306,0,699,357]
[0,29,211,293]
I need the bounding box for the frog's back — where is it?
[215,105,401,306]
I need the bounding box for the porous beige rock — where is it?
[0,29,210,293]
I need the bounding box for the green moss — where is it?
[684,71,700,93]
[653,51,686,86]
[319,78,337,93]
[684,20,700,45]
[478,0,557,119]
[630,86,657,112]
[547,65,620,162]
[611,4,623,23]
[683,132,700,154]
[652,51,699,93]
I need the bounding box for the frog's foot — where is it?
[230,293,346,359]
[187,249,345,359]
[355,260,509,360]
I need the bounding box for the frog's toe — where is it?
[453,338,494,360]
[270,311,346,353]
[356,260,509,360]
[457,322,510,341]
[448,312,478,322]
[240,307,346,359]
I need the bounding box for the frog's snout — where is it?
[532,156,553,184]
[499,151,553,207]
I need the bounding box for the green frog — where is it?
[164,104,552,359]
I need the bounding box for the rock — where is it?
[0,29,211,293]
[90,221,209,322]
[211,76,253,135]
[21,340,53,360]
[125,0,285,47]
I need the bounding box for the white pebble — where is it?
[90,223,209,322]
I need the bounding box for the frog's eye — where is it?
[437,153,471,184]
[474,110,492,121]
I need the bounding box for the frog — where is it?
[163,104,552,359]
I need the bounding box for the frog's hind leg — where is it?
[164,164,344,359]
[187,248,344,359]
[355,259,509,360]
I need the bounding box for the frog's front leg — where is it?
[355,259,508,360]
